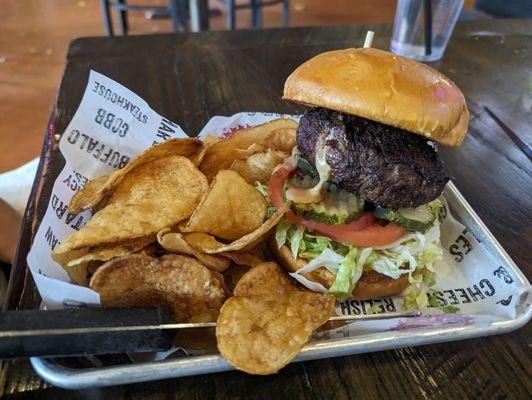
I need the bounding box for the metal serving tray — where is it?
[29,182,531,389]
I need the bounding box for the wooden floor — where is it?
[0,0,398,173]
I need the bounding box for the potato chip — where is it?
[204,202,290,254]
[90,254,227,322]
[199,119,298,181]
[87,260,102,275]
[202,135,221,145]
[65,260,91,287]
[189,144,208,166]
[230,149,288,184]
[69,138,203,214]
[219,250,264,267]
[54,236,155,269]
[233,262,294,297]
[222,264,252,289]
[157,229,230,272]
[263,127,297,153]
[233,143,267,159]
[68,174,110,214]
[184,232,225,252]
[216,262,335,375]
[53,156,207,254]
[181,170,267,241]
[66,259,106,286]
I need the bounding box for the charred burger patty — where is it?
[296,108,449,209]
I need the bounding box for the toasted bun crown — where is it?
[283,48,469,146]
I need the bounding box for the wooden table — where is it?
[2,19,531,399]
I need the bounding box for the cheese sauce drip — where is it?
[286,134,330,204]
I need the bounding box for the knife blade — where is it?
[0,308,420,358]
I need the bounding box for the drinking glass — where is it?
[390,0,465,62]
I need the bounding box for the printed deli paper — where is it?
[28,71,529,338]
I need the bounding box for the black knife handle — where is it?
[0,307,173,358]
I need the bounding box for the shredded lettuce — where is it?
[300,235,335,259]
[290,225,306,259]
[404,289,459,312]
[370,223,443,282]
[428,289,439,307]
[430,199,443,221]
[254,182,276,217]
[422,270,436,287]
[275,202,445,303]
[427,289,460,313]
[441,305,460,313]
[293,248,344,274]
[275,218,292,249]
[328,247,358,298]
[328,247,373,298]
[403,287,429,310]
[254,181,269,197]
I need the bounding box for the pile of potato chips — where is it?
[51,119,335,374]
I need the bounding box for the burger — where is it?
[268,48,469,303]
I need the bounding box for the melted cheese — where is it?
[286,135,330,204]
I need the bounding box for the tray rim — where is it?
[29,181,531,389]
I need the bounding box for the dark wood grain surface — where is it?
[2,19,531,399]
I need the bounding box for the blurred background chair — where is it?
[217,0,290,30]
[99,0,289,34]
[99,0,188,35]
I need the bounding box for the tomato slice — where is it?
[268,163,406,247]
[269,164,295,208]
[316,222,406,247]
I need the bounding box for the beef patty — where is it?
[296,108,449,209]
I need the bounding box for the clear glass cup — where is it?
[390,0,465,62]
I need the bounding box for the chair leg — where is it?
[227,0,236,30]
[99,0,114,36]
[282,0,289,27]
[177,0,189,31]
[250,0,260,28]
[168,0,180,32]
[256,3,263,28]
[116,0,129,35]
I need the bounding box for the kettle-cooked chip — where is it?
[230,150,288,185]
[233,262,293,297]
[64,260,91,287]
[216,262,335,375]
[203,135,222,145]
[90,254,227,322]
[183,203,288,254]
[53,156,207,254]
[157,229,230,272]
[263,127,297,153]
[181,170,267,241]
[204,202,290,254]
[219,250,264,267]
[69,138,203,214]
[199,119,298,181]
[233,143,267,159]
[184,232,225,252]
[53,235,155,269]
[222,265,252,290]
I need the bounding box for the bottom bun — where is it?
[270,238,409,300]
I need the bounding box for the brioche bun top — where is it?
[283,48,469,146]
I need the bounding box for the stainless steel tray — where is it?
[30,182,532,389]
